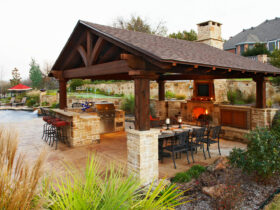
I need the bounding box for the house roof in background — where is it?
[224,17,280,50]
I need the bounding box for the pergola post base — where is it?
[126,129,160,185]
[251,108,278,129]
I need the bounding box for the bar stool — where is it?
[41,108,54,141]
[51,120,69,150]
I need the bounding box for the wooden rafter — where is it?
[77,45,88,66]
[89,37,105,65]
[99,45,119,63]
[63,60,132,79]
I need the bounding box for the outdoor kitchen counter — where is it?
[52,109,101,147]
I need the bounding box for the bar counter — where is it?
[52,109,101,147]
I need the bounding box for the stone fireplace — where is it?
[181,100,215,122]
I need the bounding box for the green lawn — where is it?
[266,194,280,210]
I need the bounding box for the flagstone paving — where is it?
[1,116,247,178]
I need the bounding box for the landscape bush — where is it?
[69,79,84,91]
[50,102,59,108]
[121,95,135,114]
[228,127,280,180]
[41,101,50,106]
[26,93,40,107]
[172,165,206,183]
[227,88,255,105]
[165,90,176,99]
[45,155,188,209]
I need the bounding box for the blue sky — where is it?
[0,0,279,80]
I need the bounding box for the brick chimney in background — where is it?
[196,20,224,49]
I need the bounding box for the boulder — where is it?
[202,184,227,198]
[207,157,229,172]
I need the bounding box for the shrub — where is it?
[227,88,255,105]
[45,155,188,209]
[242,43,270,57]
[172,165,206,183]
[26,96,39,107]
[0,127,46,209]
[41,101,50,106]
[69,79,84,91]
[165,91,176,99]
[50,103,59,108]
[228,127,280,180]
[121,95,135,114]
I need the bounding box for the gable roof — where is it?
[224,17,280,50]
[52,20,280,75]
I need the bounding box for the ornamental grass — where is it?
[0,127,46,210]
[45,155,189,210]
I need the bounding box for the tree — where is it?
[270,49,280,68]
[29,59,43,89]
[10,68,21,86]
[169,30,197,41]
[242,43,270,57]
[41,61,58,90]
[113,15,167,36]
[270,49,280,90]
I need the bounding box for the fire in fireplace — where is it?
[192,107,208,119]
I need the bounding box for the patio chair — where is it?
[5,97,15,106]
[189,127,207,162]
[72,102,83,108]
[13,97,27,106]
[201,126,222,158]
[164,131,191,169]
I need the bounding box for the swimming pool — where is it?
[0,110,38,123]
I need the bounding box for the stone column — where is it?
[126,129,160,185]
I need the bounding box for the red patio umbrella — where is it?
[8,84,32,91]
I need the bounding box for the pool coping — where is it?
[0,106,34,111]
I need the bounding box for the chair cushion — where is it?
[53,121,68,127]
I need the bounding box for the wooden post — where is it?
[158,80,165,101]
[134,78,150,131]
[59,79,67,109]
[254,76,266,108]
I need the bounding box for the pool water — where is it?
[0,110,38,123]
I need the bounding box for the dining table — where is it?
[158,124,202,162]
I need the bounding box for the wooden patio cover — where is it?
[50,20,280,131]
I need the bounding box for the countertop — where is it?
[52,109,98,118]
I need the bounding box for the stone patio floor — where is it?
[2,116,247,178]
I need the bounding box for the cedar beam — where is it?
[254,76,266,108]
[77,45,88,66]
[63,60,132,79]
[89,37,105,65]
[134,78,150,131]
[59,79,67,109]
[158,80,165,101]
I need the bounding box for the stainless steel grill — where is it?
[95,102,115,134]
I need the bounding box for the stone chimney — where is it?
[195,20,227,103]
[196,20,223,49]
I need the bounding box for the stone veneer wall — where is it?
[54,112,100,147]
[126,129,160,185]
[41,80,279,106]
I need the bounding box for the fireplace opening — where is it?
[192,107,207,119]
